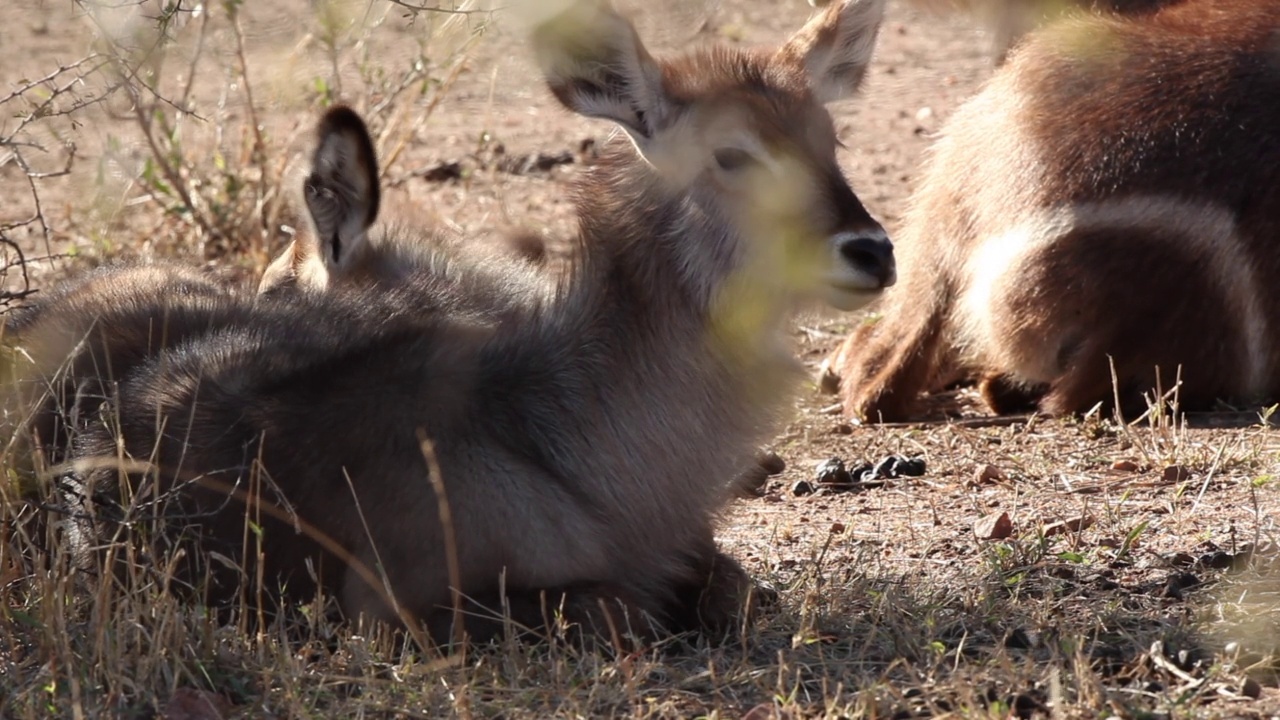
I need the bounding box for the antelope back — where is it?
[831,0,1280,421]
[259,108,552,298]
[3,262,251,466]
[850,0,1185,63]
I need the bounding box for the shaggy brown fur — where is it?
[2,262,253,469]
[55,0,895,645]
[826,0,1280,422]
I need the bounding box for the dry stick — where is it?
[1128,384,1182,427]
[79,0,196,118]
[177,5,212,112]
[1188,441,1228,515]
[341,466,406,625]
[362,0,426,119]
[1109,355,1154,469]
[416,430,465,650]
[598,596,625,655]
[48,454,434,654]
[383,1,494,16]
[0,237,32,312]
[380,25,483,173]
[129,96,216,241]
[252,444,270,637]
[227,3,266,170]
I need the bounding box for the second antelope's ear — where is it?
[776,0,886,103]
[529,0,668,141]
[305,105,380,269]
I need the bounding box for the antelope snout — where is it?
[824,230,896,311]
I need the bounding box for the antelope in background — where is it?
[53,0,895,644]
[809,0,1181,64]
[823,0,1280,422]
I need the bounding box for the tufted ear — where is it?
[529,0,671,143]
[776,0,887,103]
[259,105,379,295]
[305,105,380,267]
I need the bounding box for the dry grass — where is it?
[4,0,1280,718]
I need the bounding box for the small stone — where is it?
[1043,515,1094,537]
[1241,677,1263,699]
[419,160,464,182]
[830,522,846,534]
[791,479,815,497]
[975,511,1013,539]
[1004,627,1034,649]
[849,463,875,482]
[914,106,934,123]
[893,456,927,477]
[814,457,854,486]
[1162,465,1192,483]
[972,464,1005,485]
[1160,571,1201,599]
[1093,575,1120,591]
[1111,459,1140,472]
[870,455,898,480]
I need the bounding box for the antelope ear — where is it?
[528,0,670,142]
[259,105,379,296]
[305,105,380,269]
[776,0,887,103]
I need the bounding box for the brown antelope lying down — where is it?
[263,107,786,499]
[45,0,894,644]
[825,0,1280,423]
[6,115,545,472]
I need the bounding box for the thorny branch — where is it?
[0,48,116,313]
[383,1,497,16]
[1,0,493,311]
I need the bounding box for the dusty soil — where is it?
[5,1,1280,717]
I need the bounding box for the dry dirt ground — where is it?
[4,1,1280,718]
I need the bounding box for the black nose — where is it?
[837,233,896,288]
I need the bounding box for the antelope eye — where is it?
[713,147,756,172]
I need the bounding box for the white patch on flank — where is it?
[955,211,1073,380]
[956,195,1266,396]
